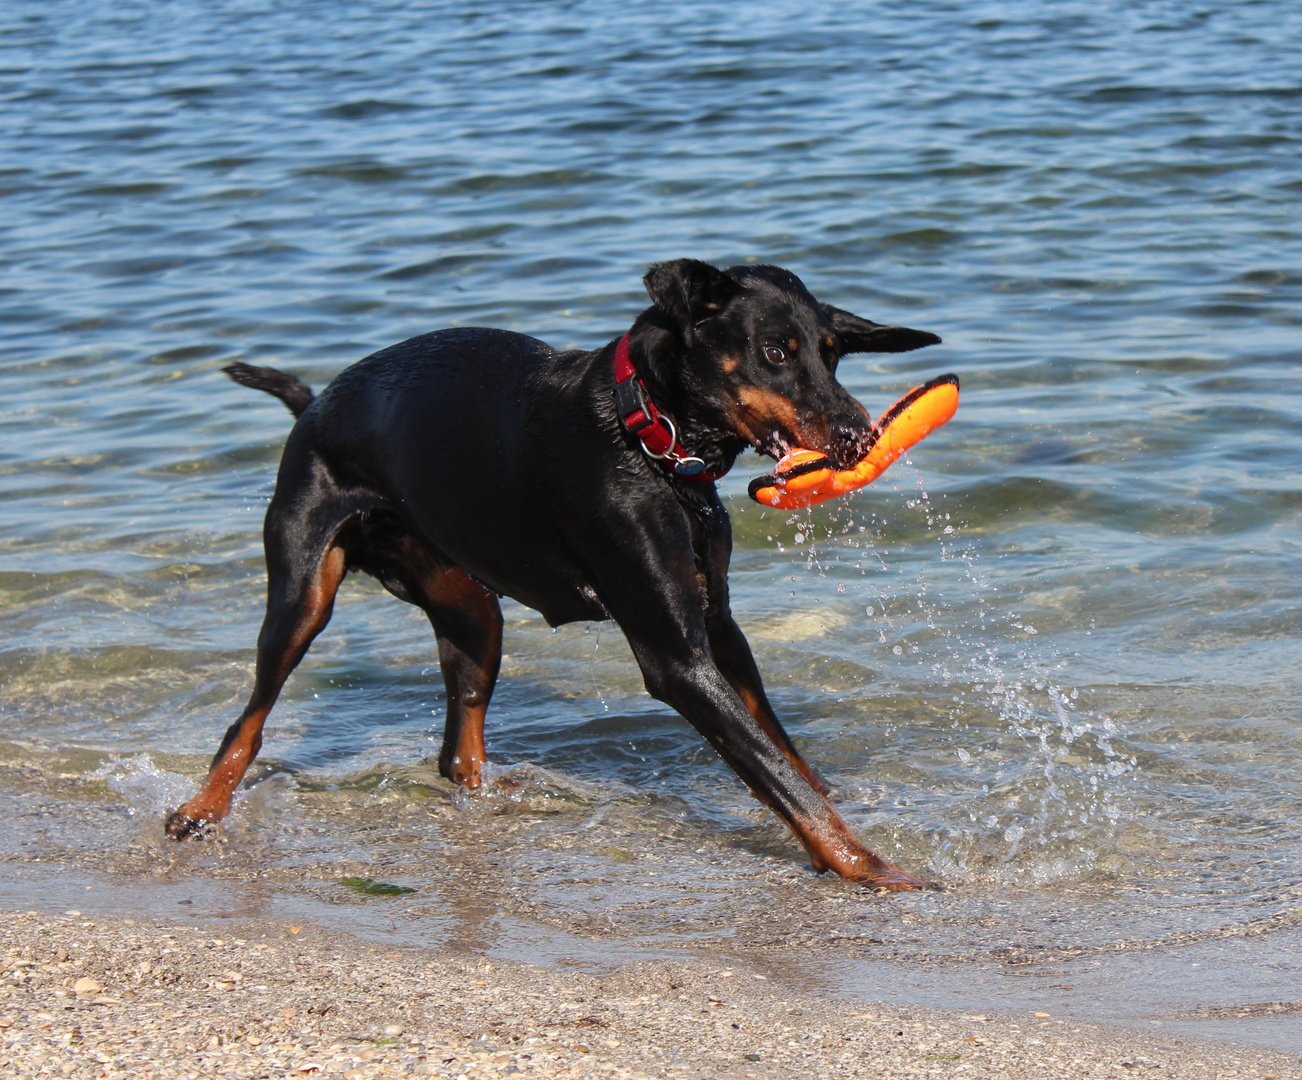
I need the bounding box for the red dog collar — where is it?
[613,333,726,484]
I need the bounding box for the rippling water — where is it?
[2,0,1300,1049]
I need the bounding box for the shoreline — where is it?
[3,908,1297,1080]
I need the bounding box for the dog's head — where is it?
[636,259,940,470]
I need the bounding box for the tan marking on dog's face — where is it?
[720,354,741,375]
[731,386,827,450]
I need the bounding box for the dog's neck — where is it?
[622,326,750,479]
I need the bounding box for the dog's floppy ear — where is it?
[823,304,941,354]
[643,259,740,342]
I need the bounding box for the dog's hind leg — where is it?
[344,521,503,791]
[423,569,503,790]
[356,526,507,786]
[166,468,353,839]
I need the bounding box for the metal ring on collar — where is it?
[639,415,678,460]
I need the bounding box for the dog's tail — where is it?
[223,362,314,418]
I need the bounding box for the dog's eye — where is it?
[763,345,786,364]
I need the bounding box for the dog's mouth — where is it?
[731,388,875,469]
[753,422,874,470]
[826,419,877,470]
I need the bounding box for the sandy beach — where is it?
[3,908,1297,1080]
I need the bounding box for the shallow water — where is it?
[2,0,1301,1051]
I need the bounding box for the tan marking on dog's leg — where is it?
[415,564,502,792]
[734,684,831,796]
[442,692,488,789]
[791,806,929,891]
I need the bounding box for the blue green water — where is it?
[2,0,1300,1049]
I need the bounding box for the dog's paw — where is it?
[439,752,485,790]
[164,808,214,841]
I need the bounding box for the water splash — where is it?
[587,621,610,712]
[771,467,1138,885]
[92,753,196,820]
[91,753,300,850]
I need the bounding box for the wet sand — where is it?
[3,909,1297,1080]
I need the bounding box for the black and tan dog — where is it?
[167,259,943,890]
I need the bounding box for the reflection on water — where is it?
[2,0,1301,1051]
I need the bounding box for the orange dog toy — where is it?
[748,374,958,509]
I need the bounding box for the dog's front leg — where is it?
[627,637,926,890]
[589,505,924,889]
[693,505,832,795]
[706,613,832,797]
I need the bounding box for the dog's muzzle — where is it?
[827,419,877,470]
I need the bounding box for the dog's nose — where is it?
[828,418,875,470]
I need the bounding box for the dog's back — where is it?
[270,327,617,617]
[306,328,553,491]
